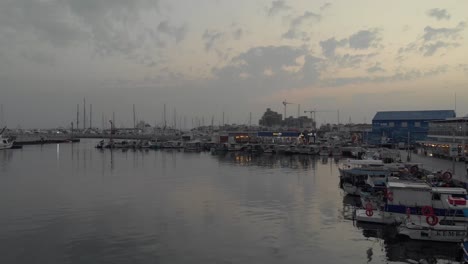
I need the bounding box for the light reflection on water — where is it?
[0,140,462,264]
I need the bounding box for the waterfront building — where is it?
[369,110,455,145]
[259,108,282,128]
[418,116,468,160]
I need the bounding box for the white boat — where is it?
[398,216,467,242]
[355,208,401,225]
[340,166,391,196]
[0,128,14,150]
[385,181,468,223]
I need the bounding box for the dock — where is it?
[401,149,468,183]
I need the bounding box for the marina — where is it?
[2,138,468,263]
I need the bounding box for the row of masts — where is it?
[75,99,241,131]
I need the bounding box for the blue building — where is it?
[369,110,456,145]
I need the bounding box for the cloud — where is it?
[232,28,243,40]
[209,45,328,98]
[420,41,460,56]
[202,30,225,52]
[367,63,385,73]
[322,65,448,87]
[319,29,380,58]
[348,29,380,49]
[0,0,172,66]
[334,53,377,69]
[157,21,188,43]
[399,21,465,57]
[267,0,291,16]
[427,8,451,20]
[282,11,321,39]
[320,3,332,11]
[423,22,466,41]
[319,37,347,58]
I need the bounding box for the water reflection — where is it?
[216,152,319,171]
[0,141,464,264]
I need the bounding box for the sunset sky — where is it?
[1,0,468,128]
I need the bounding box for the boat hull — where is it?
[398,223,467,242]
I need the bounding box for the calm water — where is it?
[0,140,461,264]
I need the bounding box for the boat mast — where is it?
[90,104,92,129]
[133,104,136,129]
[76,104,79,131]
[83,98,86,130]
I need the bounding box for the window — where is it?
[401,122,407,127]
[415,122,421,127]
[432,193,441,200]
[389,122,394,127]
[380,123,387,126]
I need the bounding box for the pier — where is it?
[402,149,468,182]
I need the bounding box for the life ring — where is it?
[421,206,434,216]
[365,203,373,211]
[385,190,394,202]
[406,207,411,218]
[366,209,373,217]
[442,171,452,180]
[426,215,439,226]
[410,165,419,174]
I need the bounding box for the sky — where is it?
[1,0,468,129]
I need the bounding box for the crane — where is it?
[282,100,294,120]
[304,109,332,130]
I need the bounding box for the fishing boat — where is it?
[357,180,468,225]
[397,216,467,242]
[339,159,391,196]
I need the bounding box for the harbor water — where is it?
[0,139,462,263]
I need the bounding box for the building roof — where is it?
[373,110,455,121]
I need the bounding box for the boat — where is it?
[227,143,243,151]
[331,145,342,156]
[397,216,467,242]
[357,179,468,225]
[161,140,184,149]
[355,208,401,225]
[385,181,468,223]
[284,145,298,155]
[184,140,202,151]
[339,160,391,196]
[262,144,276,154]
[0,127,14,150]
[319,145,330,156]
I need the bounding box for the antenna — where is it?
[455,92,457,116]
